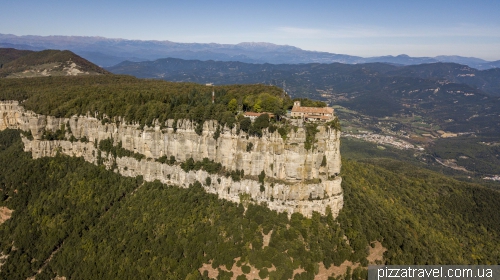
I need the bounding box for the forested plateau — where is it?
[0,74,499,279]
[0,98,343,218]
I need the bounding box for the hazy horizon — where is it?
[2,0,499,60]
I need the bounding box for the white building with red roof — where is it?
[290,101,334,121]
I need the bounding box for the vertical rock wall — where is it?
[1,101,343,218]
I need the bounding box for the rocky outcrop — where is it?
[1,101,343,218]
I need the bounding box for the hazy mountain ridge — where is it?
[107,57,500,96]
[0,48,110,77]
[382,62,500,94]
[0,48,34,66]
[1,33,499,69]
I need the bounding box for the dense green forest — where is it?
[0,75,293,128]
[0,75,334,141]
[429,136,500,175]
[1,129,499,279]
[340,135,500,184]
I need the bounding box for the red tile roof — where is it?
[291,105,333,115]
[244,112,274,117]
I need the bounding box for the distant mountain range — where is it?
[1,33,499,69]
[108,57,500,97]
[2,45,499,136]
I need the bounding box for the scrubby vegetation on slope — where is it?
[0,49,109,77]
[0,48,34,67]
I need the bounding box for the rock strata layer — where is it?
[0,101,343,218]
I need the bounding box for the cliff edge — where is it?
[0,101,343,218]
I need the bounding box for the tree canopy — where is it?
[0,75,292,128]
[1,129,499,279]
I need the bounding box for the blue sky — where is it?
[2,0,500,60]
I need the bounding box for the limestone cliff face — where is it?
[1,101,343,218]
